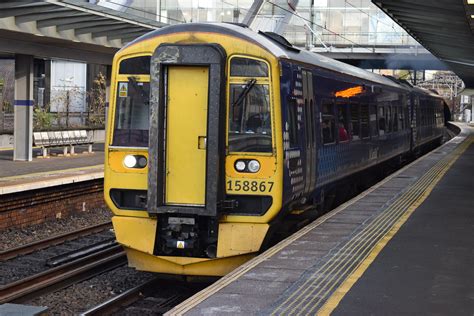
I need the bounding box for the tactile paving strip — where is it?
[268,137,472,315]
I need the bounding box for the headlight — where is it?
[247,160,260,173]
[137,156,148,168]
[123,155,148,169]
[235,160,246,172]
[123,155,137,168]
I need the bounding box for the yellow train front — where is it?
[105,23,284,276]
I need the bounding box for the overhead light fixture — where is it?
[468,0,474,4]
[471,14,474,18]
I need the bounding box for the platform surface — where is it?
[168,124,473,315]
[0,143,104,195]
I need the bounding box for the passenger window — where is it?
[378,106,386,135]
[360,103,370,139]
[370,104,378,137]
[310,100,316,145]
[287,99,299,148]
[392,106,398,132]
[399,106,405,130]
[351,103,360,140]
[386,106,392,133]
[337,102,350,142]
[305,102,313,147]
[322,99,336,144]
[230,57,268,77]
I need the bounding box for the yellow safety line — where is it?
[303,155,455,314]
[284,141,468,315]
[305,163,450,315]
[0,164,104,181]
[273,156,449,315]
[317,137,472,316]
[168,134,462,315]
[0,146,39,151]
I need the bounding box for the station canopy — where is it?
[373,0,474,88]
[0,0,166,64]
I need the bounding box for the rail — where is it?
[0,244,125,304]
[0,222,112,261]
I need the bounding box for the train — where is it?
[104,23,446,276]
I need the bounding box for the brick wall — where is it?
[0,179,105,230]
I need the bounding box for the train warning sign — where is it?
[119,82,128,98]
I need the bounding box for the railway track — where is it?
[0,242,126,304]
[82,278,211,315]
[0,221,112,261]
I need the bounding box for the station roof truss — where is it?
[373,0,474,88]
[0,0,166,64]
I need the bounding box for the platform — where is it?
[0,143,104,195]
[168,124,474,315]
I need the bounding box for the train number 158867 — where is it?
[226,180,274,193]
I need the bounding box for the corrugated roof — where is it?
[373,0,474,88]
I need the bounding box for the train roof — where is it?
[126,23,426,92]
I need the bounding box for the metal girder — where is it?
[16,10,88,24]
[56,19,118,31]
[382,0,463,11]
[0,0,164,60]
[380,2,464,16]
[0,2,46,9]
[412,30,474,44]
[0,5,57,18]
[76,24,132,36]
[37,16,108,28]
[242,0,265,26]
[109,30,148,40]
[121,32,148,42]
[384,7,461,22]
[389,13,467,29]
[92,27,144,38]
[52,0,166,28]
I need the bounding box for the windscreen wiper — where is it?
[232,79,257,107]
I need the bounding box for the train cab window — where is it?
[322,99,336,144]
[351,103,360,140]
[228,56,272,153]
[230,57,268,77]
[119,56,151,75]
[113,78,150,147]
[337,102,350,142]
[360,103,370,139]
[229,83,272,152]
[378,106,386,135]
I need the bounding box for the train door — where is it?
[302,70,316,194]
[411,94,419,149]
[148,44,226,218]
[165,66,208,205]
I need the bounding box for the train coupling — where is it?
[156,215,218,258]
